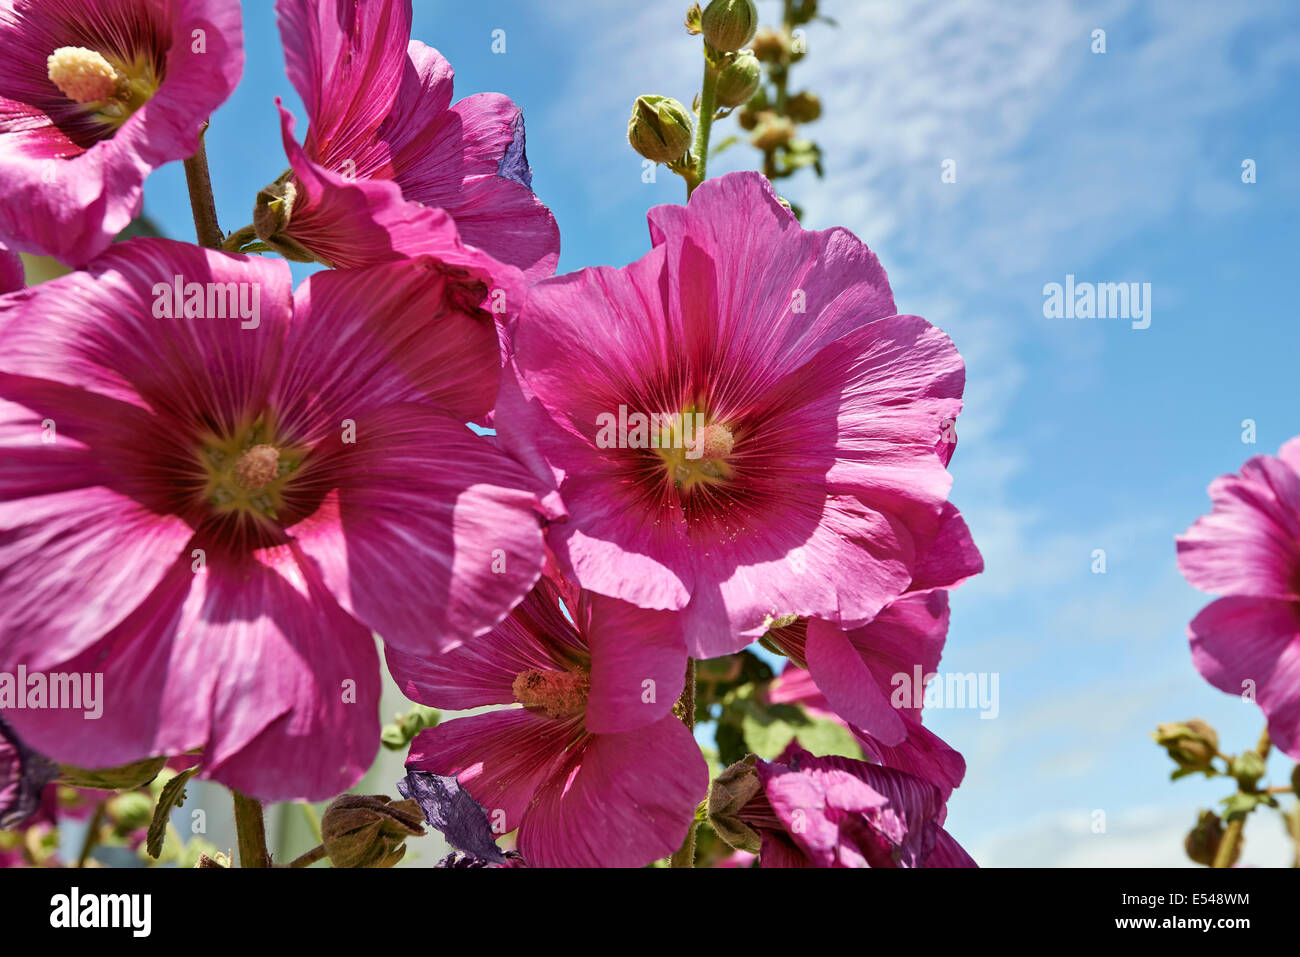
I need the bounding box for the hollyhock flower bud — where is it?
[628,95,694,164]
[707,758,763,853]
[1229,749,1266,790]
[106,791,153,833]
[701,0,758,52]
[751,26,787,62]
[1184,809,1229,867]
[1153,720,1219,773]
[715,52,762,109]
[787,90,822,123]
[321,795,424,868]
[750,113,795,151]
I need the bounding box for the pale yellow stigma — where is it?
[512,668,590,719]
[47,46,120,103]
[693,423,735,461]
[234,444,281,491]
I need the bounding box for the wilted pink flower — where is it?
[500,171,980,658]
[1176,437,1300,759]
[766,589,967,799]
[0,238,548,801]
[738,743,975,868]
[0,0,243,265]
[264,0,559,278]
[398,570,708,867]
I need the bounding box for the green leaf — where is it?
[740,697,862,761]
[1219,791,1277,822]
[710,135,740,158]
[145,767,198,859]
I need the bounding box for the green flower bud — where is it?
[106,791,153,833]
[628,95,693,164]
[321,794,424,868]
[1185,810,1233,867]
[786,90,822,123]
[253,171,320,264]
[706,757,763,853]
[381,704,440,751]
[715,52,761,109]
[1153,719,1218,773]
[58,755,167,790]
[701,0,758,52]
[1230,749,1266,790]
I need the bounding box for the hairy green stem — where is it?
[687,60,720,197]
[1213,728,1272,868]
[670,658,698,867]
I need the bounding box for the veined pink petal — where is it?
[406,709,573,837]
[1188,596,1300,759]
[0,238,293,430]
[519,714,708,868]
[1177,452,1300,602]
[288,403,546,656]
[3,543,381,802]
[275,256,503,430]
[582,591,686,733]
[384,577,582,710]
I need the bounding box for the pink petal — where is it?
[406,709,572,837]
[288,403,546,655]
[1188,596,1300,759]
[581,591,687,733]
[520,715,708,867]
[3,544,381,802]
[1177,454,1300,601]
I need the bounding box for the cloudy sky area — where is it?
[142,0,1300,865]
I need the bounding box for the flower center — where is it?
[197,420,306,522]
[47,47,118,102]
[46,45,158,128]
[511,668,590,719]
[656,417,737,492]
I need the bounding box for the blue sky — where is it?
[143,1,1300,865]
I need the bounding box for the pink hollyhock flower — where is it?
[736,743,975,868]
[0,0,243,265]
[500,171,981,658]
[766,589,967,799]
[262,0,559,279]
[1176,437,1300,760]
[0,238,548,801]
[397,570,709,867]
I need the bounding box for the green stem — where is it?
[687,59,720,197]
[287,844,327,868]
[299,801,323,844]
[1213,727,1272,868]
[232,790,271,868]
[670,658,698,867]
[182,124,223,250]
[76,802,107,868]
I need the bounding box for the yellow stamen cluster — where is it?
[657,419,737,492]
[47,47,120,103]
[198,421,304,521]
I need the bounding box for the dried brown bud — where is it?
[321,794,425,868]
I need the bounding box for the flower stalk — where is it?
[182,123,223,250]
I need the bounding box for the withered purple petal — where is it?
[397,769,506,864]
